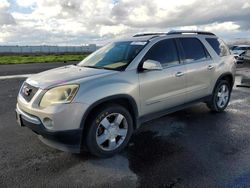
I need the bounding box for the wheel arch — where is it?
[214,72,234,90]
[207,72,233,112]
[80,94,139,137]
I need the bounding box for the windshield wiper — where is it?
[82,65,105,69]
[83,65,117,71]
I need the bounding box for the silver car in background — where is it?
[16,30,236,157]
[244,50,250,63]
[232,45,250,63]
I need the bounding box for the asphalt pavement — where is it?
[0,62,250,187]
[0,61,77,76]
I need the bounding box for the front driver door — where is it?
[139,39,187,117]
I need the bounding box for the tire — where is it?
[85,104,133,157]
[207,80,232,112]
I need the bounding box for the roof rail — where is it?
[167,30,215,36]
[132,30,216,38]
[133,32,167,37]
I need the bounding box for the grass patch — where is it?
[0,54,90,65]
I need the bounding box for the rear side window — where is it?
[206,38,230,57]
[178,38,208,63]
[144,39,179,67]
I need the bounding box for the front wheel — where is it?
[207,80,231,112]
[85,104,133,157]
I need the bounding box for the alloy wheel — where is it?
[216,84,229,108]
[96,113,128,151]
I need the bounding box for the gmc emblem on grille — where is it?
[22,85,32,96]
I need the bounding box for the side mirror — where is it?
[142,60,163,71]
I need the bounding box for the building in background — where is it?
[0,44,97,54]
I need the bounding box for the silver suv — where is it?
[16,31,236,157]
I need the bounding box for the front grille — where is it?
[20,82,39,102]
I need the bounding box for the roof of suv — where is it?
[121,30,217,43]
[134,30,215,37]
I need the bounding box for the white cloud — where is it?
[0,0,9,9]
[0,0,15,27]
[16,0,36,7]
[99,25,129,36]
[204,22,240,32]
[0,0,250,45]
[0,25,11,42]
[242,2,250,9]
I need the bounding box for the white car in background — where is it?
[244,50,250,63]
[232,45,250,63]
[229,45,239,51]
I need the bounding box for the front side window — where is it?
[78,41,147,71]
[206,38,230,57]
[179,38,208,63]
[143,39,179,67]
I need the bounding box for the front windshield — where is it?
[234,46,247,51]
[78,41,147,71]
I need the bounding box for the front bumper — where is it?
[16,104,83,153]
[236,58,244,63]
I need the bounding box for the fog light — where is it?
[43,117,53,128]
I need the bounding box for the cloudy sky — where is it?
[0,0,250,45]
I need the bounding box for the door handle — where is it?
[175,72,184,77]
[207,65,214,70]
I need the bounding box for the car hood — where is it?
[26,65,115,89]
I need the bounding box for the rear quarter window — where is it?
[206,38,230,57]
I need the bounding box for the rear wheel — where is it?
[85,104,133,157]
[207,80,231,112]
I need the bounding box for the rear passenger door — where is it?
[139,39,187,116]
[177,37,214,101]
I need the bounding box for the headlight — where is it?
[40,85,79,108]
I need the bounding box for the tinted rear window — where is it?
[206,38,230,57]
[179,38,208,63]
